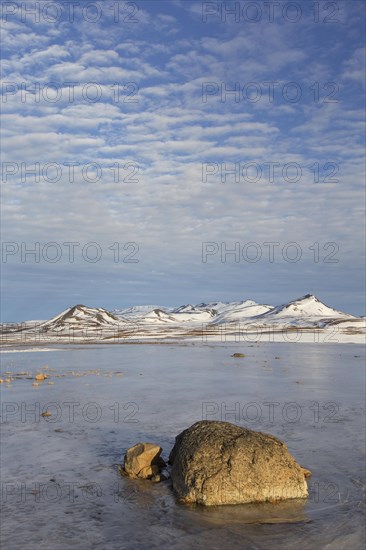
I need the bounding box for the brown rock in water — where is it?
[123,442,164,480]
[35,373,47,381]
[169,421,309,506]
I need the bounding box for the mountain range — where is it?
[1,294,365,345]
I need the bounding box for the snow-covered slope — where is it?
[210,300,273,324]
[113,305,163,318]
[38,304,123,331]
[260,294,352,319]
[141,309,178,323]
[2,295,364,344]
[31,296,364,331]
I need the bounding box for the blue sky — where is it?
[1,0,365,321]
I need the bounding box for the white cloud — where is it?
[1,0,365,318]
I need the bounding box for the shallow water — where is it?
[1,343,365,549]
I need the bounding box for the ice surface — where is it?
[0,343,365,549]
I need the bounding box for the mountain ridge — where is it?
[2,295,364,344]
[27,294,362,329]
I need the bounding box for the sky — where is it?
[0,0,365,321]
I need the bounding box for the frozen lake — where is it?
[1,343,365,549]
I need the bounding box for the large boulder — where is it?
[169,421,310,506]
[123,442,165,479]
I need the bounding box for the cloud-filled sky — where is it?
[1,0,365,320]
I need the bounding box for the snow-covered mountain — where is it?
[141,309,178,323]
[209,300,273,324]
[6,304,140,342]
[259,294,352,319]
[39,304,122,331]
[112,305,163,318]
[1,295,364,344]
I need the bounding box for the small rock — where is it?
[123,442,163,479]
[35,373,47,381]
[41,411,52,417]
[231,353,246,358]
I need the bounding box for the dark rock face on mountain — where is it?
[169,421,310,506]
